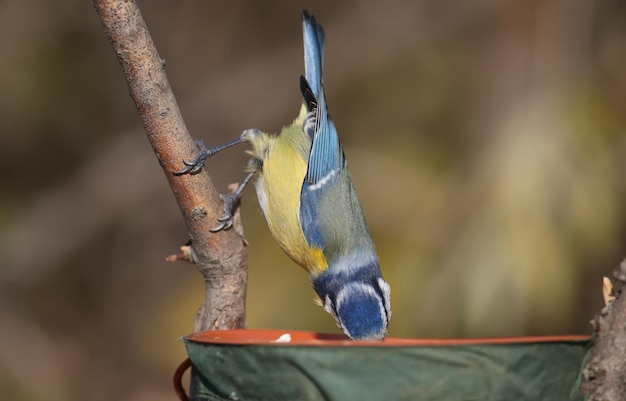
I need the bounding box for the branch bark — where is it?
[581,263,626,401]
[92,0,247,332]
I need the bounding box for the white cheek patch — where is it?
[378,278,392,322]
[323,295,339,327]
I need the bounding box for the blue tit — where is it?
[176,10,391,340]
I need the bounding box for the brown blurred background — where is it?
[1,0,625,399]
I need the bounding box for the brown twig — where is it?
[92,0,247,331]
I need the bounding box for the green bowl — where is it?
[176,329,591,401]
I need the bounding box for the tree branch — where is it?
[92,0,247,331]
[581,263,626,401]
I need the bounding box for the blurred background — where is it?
[1,0,625,399]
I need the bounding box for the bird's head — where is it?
[316,276,391,341]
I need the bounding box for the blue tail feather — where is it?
[302,10,325,100]
[300,10,344,186]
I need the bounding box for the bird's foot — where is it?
[210,192,240,232]
[174,140,216,175]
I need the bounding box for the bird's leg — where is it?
[173,137,245,176]
[212,171,255,232]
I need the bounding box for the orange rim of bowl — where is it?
[185,329,591,347]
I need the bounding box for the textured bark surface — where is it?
[92,0,247,331]
[581,263,626,401]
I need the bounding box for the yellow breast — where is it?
[249,128,328,276]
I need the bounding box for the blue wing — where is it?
[299,11,346,250]
[300,10,344,184]
[300,78,344,184]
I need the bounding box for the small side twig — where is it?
[92,0,247,331]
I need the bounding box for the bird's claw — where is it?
[173,140,213,176]
[210,193,240,232]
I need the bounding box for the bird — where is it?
[175,10,391,340]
